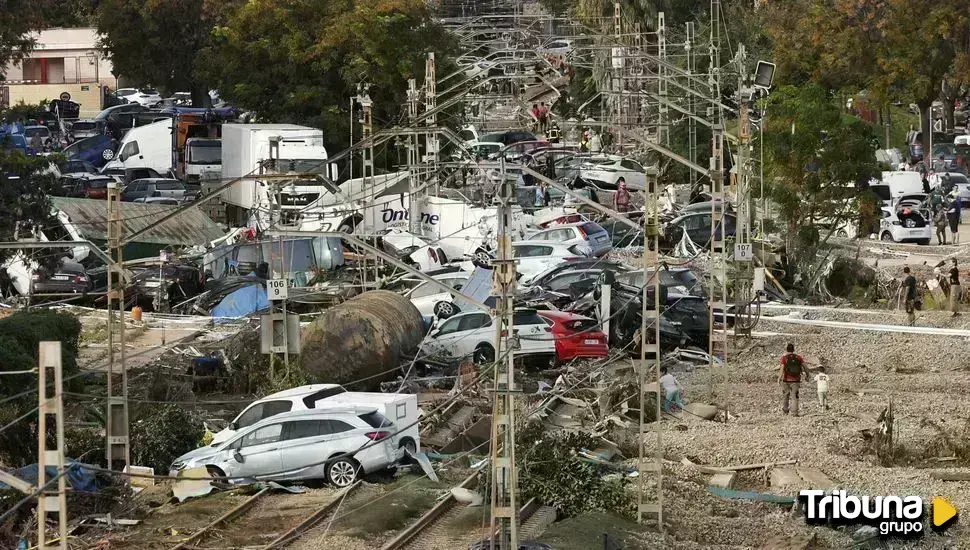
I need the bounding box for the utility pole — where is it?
[37,341,67,550]
[686,21,697,192]
[105,181,129,471]
[657,12,668,147]
[706,0,729,400]
[733,45,756,336]
[488,158,519,550]
[612,1,623,151]
[424,53,439,196]
[406,78,422,234]
[637,168,663,530]
[358,83,374,183]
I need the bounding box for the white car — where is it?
[578,155,648,190]
[391,271,471,317]
[115,87,162,107]
[879,194,932,244]
[380,229,449,272]
[209,384,420,459]
[525,221,613,258]
[511,240,593,280]
[420,309,556,364]
[170,407,397,487]
[540,39,573,56]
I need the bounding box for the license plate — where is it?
[584,339,599,345]
[143,281,162,288]
[52,275,69,281]
[908,229,923,236]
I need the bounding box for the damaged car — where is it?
[879,193,932,244]
[169,406,398,487]
[420,308,556,364]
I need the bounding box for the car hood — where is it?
[173,443,225,468]
[210,427,236,445]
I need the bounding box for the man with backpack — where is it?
[779,343,806,416]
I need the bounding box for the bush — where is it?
[129,405,206,474]
[0,310,82,400]
[517,422,635,518]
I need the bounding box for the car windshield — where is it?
[86,178,111,189]
[188,141,222,164]
[155,181,182,190]
[63,136,103,156]
[24,127,48,138]
[71,122,97,131]
[618,270,705,296]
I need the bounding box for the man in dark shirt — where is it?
[778,343,806,416]
[903,266,917,326]
[950,259,961,317]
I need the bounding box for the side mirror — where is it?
[228,422,237,430]
[233,450,244,463]
[429,328,440,338]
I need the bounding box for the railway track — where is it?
[165,481,361,550]
[382,473,555,550]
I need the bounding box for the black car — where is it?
[479,130,538,146]
[518,258,630,289]
[128,262,205,311]
[663,211,738,249]
[30,259,92,300]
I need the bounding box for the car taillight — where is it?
[31,273,41,281]
[428,248,438,263]
[74,275,84,283]
[577,226,587,238]
[365,431,391,441]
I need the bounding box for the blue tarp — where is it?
[1,460,100,493]
[211,282,269,321]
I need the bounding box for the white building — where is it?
[2,28,115,117]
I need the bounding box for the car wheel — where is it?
[102,148,114,160]
[474,343,495,364]
[881,232,894,242]
[471,249,492,269]
[327,457,360,488]
[434,301,458,319]
[206,465,226,479]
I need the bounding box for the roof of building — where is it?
[51,197,224,246]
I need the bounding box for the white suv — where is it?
[171,407,397,487]
[209,384,420,459]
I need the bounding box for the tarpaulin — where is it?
[1,460,101,493]
[211,282,269,322]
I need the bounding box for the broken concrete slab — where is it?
[796,467,834,489]
[708,471,736,489]
[679,403,718,420]
[172,466,214,503]
[769,467,802,490]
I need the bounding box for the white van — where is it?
[881,171,924,201]
[209,384,420,460]
[102,118,173,175]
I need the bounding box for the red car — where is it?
[538,310,609,362]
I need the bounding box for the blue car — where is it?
[62,135,118,168]
[0,133,28,154]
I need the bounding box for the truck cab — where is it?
[184,137,221,183]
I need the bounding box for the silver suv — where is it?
[170,406,397,487]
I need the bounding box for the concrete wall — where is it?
[7,83,104,117]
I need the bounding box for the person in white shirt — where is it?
[813,366,830,410]
[659,367,685,412]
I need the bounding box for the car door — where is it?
[424,315,465,357]
[279,419,330,475]
[512,311,553,355]
[453,312,493,359]
[231,423,284,478]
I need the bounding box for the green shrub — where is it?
[0,310,82,399]
[129,405,206,474]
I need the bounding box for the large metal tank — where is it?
[300,290,425,389]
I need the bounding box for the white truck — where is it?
[221,123,340,228]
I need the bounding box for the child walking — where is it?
[660,367,685,412]
[814,366,830,410]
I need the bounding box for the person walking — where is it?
[534,182,549,208]
[949,192,962,244]
[813,366,830,411]
[935,205,949,245]
[659,366,686,412]
[903,266,917,326]
[614,179,631,213]
[950,258,962,317]
[779,343,806,416]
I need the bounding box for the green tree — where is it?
[201,0,456,158]
[95,0,228,105]
[0,0,53,79]
[0,146,59,264]
[763,85,880,245]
